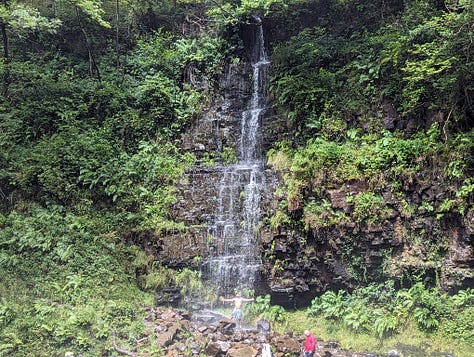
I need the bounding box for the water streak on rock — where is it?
[205,18,270,293]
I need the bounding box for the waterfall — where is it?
[205,18,269,294]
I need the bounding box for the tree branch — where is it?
[111,329,137,357]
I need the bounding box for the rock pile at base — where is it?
[137,307,357,356]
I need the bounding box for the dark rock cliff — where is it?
[155,20,473,308]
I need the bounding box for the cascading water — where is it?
[205,18,270,294]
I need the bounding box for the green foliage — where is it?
[372,309,398,338]
[247,294,272,316]
[128,244,212,300]
[1,59,93,139]
[0,206,153,355]
[304,199,347,229]
[346,192,390,224]
[262,304,287,323]
[200,146,238,166]
[309,290,348,320]
[206,0,287,23]
[440,304,474,344]
[175,268,204,296]
[237,0,287,17]
[270,27,339,135]
[271,124,449,230]
[79,140,194,228]
[220,146,238,165]
[272,67,336,129]
[290,138,347,181]
[0,0,473,355]
[73,0,111,28]
[245,294,287,324]
[175,34,230,80]
[307,282,474,344]
[0,6,227,351]
[0,299,15,328]
[0,205,118,284]
[0,2,62,34]
[267,146,292,170]
[269,202,292,230]
[342,302,372,332]
[268,0,474,144]
[404,282,443,332]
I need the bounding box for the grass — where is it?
[268,311,474,357]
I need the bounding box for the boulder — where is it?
[156,324,178,347]
[226,346,259,357]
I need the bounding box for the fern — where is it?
[414,307,439,331]
[450,288,474,307]
[373,310,398,337]
[262,305,287,324]
[0,299,15,327]
[317,290,348,319]
[343,303,372,332]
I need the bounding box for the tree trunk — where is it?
[0,15,10,96]
[75,6,101,82]
[115,0,120,69]
[0,20,7,59]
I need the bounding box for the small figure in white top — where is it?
[261,338,273,357]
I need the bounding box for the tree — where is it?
[0,0,61,94]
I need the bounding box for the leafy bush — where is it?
[175,34,230,81]
[346,192,390,224]
[308,290,348,320]
[304,199,347,230]
[0,206,153,355]
[440,306,474,344]
[372,309,398,338]
[307,282,474,344]
[245,294,287,324]
[78,140,194,230]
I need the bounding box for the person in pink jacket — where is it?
[303,330,317,357]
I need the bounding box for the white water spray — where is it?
[206,18,270,294]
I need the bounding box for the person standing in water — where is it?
[220,292,254,328]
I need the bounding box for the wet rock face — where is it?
[157,38,288,288]
[153,24,473,307]
[182,63,250,159]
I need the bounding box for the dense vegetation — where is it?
[0,0,473,355]
[244,284,474,355]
